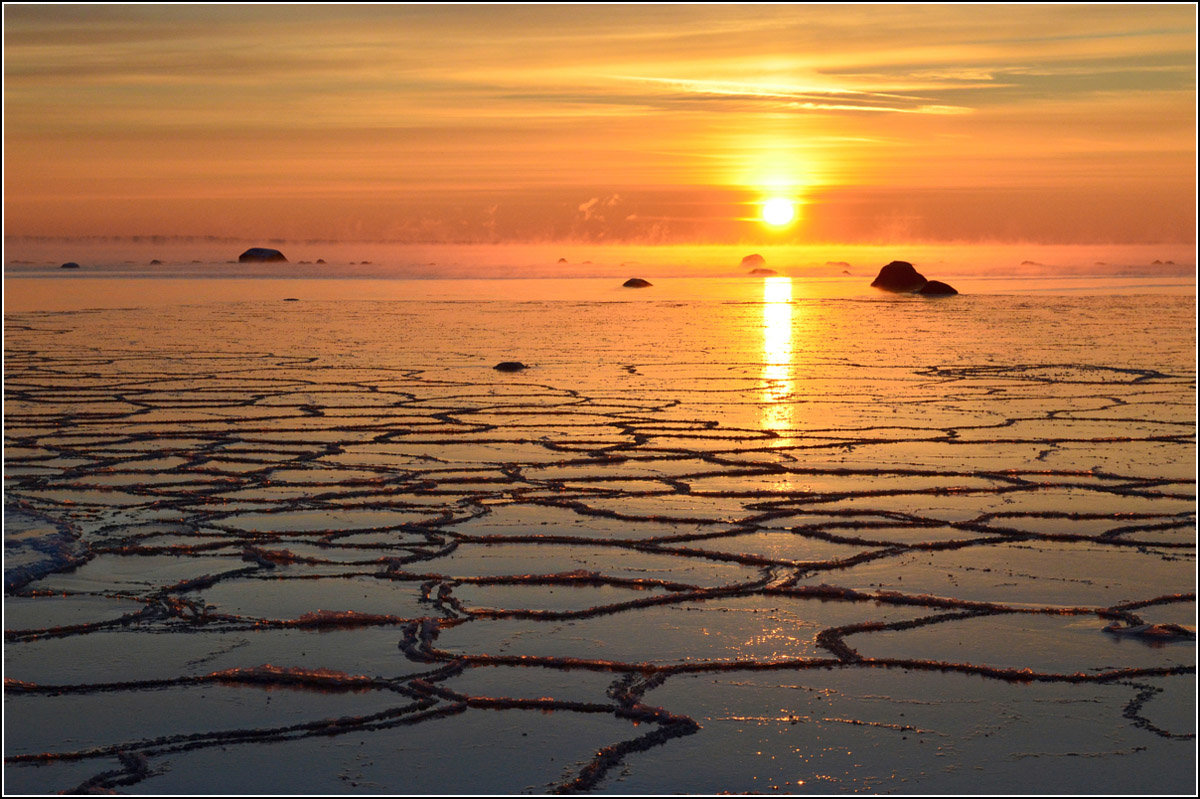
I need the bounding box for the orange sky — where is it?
[4,4,1196,244]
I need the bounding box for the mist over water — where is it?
[5,239,1195,282]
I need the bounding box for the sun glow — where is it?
[762,198,796,227]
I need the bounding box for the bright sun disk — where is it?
[762,198,795,226]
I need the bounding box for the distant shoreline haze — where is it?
[2,241,1194,281]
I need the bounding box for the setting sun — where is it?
[761,198,796,227]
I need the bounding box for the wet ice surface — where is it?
[3,277,1196,794]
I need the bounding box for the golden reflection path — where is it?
[760,276,794,433]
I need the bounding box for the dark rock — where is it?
[493,361,527,372]
[1104,622,1195,641]
[283,298,299,302]
[622,278,652,288]
[917,280,958,296]
[842,270,851,276]
[870,261,927,292]
[316,258,326,264]
[149,259,163,265]
[740,253,766,268]
[238,247,288,263]
[60,262,80,269]
[748,268,777,276]
[557,257,568,264]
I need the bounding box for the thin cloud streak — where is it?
[611,76,976,115]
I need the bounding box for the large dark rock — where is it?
[60,262,80,269]
[748,267,777,276]
[238,247,288,263]
[870,261,926,292]
[740,253,766,269]
[918,280,958,296]
[622,278,652,288]
[493,361,527,372]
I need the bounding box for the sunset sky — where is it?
[4,3,1196,244]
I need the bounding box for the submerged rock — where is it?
[60,262,80,269]
[918,280,958,296]
[1103,622,1195,641]
[622,278,652,288]
[238,247,288,263]
[740,253,766,269]
[149,259,163,265]
[748,268,777,276]
[870,261,926,292]
[493,361,527,372]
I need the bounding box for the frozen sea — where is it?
[3,247,1196,794]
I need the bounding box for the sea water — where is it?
[3,251,1196,794]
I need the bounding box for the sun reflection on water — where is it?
[760,276,794,432]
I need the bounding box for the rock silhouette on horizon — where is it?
[748,268,777,276]
[870,261,927,292]
[916,278,955,293]
[870,260,958,296]
[740,253,766,269]
[623,278,652,288]
[493,361,528,372]
[60,262,80,269]
[918,280,958,296]
[238,247,288,263]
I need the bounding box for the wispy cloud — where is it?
[612,76,975,115]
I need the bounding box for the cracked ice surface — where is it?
[3,277,1195,794]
